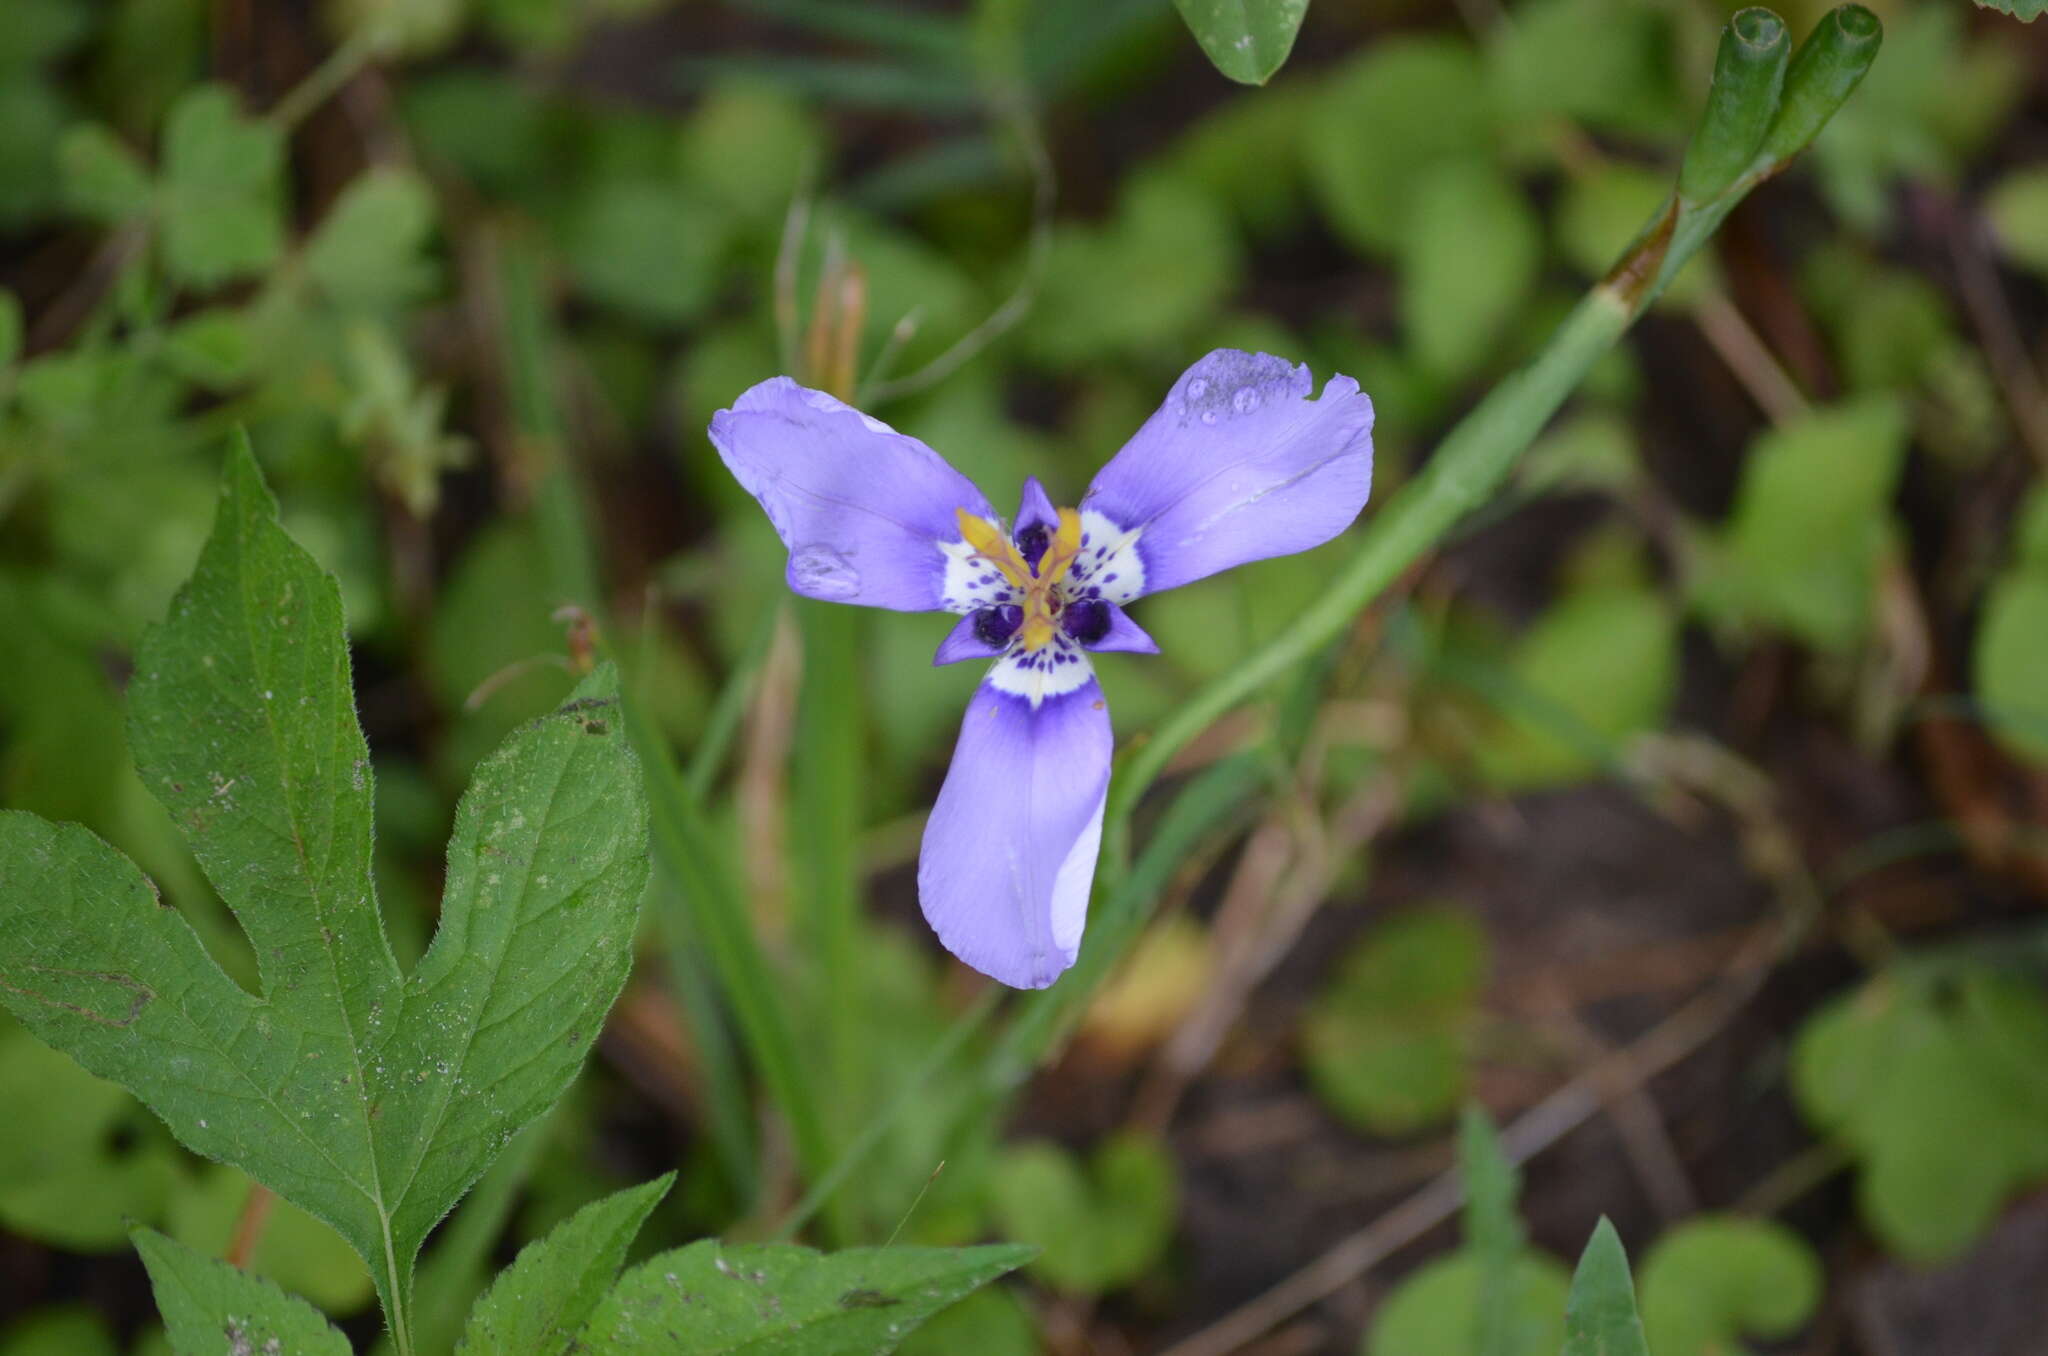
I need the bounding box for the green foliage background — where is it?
[1,0,2045,1351]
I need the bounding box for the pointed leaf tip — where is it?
[1562,1217,1651,1356]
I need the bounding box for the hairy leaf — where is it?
[0,442,650,1348]
[459,1174,675,1353]
[133,1227,352,1356]
[578,1241,1033,1354]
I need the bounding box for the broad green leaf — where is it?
[1484,0,1680,138]
[58,123,154,223]
[1399,159,1541,379]
[0,443,650,1346]
[1173,0,1307,86]
[1638,1216,1820,1356]
[134,1228,350,1356]
[1303,38,1492,256]
[681,82,824,223]
[2012,484,2048,566]
[1976,571,2048,763]
[306,166,440,312]
[1474,583,1677,790]
[577,1241,1034,1353]
[990,1131,1177,1293]
[1703,395,1909,653]
[1791,969,2048,1262]
[1303,907,1486,1136]
[564,180,728,328]
[895,1285,1038,1356]
[1560,1219,1650,1356]
[158,85,285,288]
[1020,173,1238,366]
[459,1174,675,1353]
[1364,1253,1567,1356]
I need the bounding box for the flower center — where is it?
[956,506,1085,652]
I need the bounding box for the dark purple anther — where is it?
[974,604,1024,648]
[1016,524,1050,572]
[1061,599,1111,645]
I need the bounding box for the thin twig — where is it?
[1159,926,1784,1356]
[225,1182,277,1269]
[1694,288,1810,425]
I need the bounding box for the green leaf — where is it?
[0,288,21,370]
[564,180,729,328]
[306,167,440,312]
[1638,1216,1820,1356]
[1364,1253,1568,1356]
[1303,907,1486,1136]
[1304,37,1491,257]
[1560,1219,1650,1356]
[1986,167,2048,278]
[1474,582,1677,790]
[1976,571,2048,763]
[1976,0,2046,20]
[0,442,650,1348]
[1399,159,1541,379]
[165,1164,374,1315]
[459,1174,675,1353]
[58,123,155,223]
[990,1131,1177,1293]
[576,1241,1034,1353]
[0,1308,119,1356]
[1173,0,1307,85]
[1703,395,1909,653]
[1459,1107,1524,1356]
[158,85,285,288]
[161,308,256,391]
[1791,969,2048,1262]
[1484,0,1680,139]
[132,1227,352,1356]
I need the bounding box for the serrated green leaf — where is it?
[306,167,440,312]
[1976,0,2046,19]
[1560,1219,1650,1356]
[132,1227,352,1356]
[166,1164,374,1314]
[0,441,650,1349]
[1173,0,1307,85]
[58,123,155,222]
[1638,1216,1820,1356]
[578,1241,1033,1354]
[459,1174,674,1353]
[159,85,285,288]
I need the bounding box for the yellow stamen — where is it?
[956,506,1089,653]
[955,508,1032,591]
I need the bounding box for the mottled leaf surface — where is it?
[0,444,650,1340]
[133,1227,352,1356]
[579,1241,1033,1354]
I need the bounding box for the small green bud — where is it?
[1755,5,1883,169]
[1678,8,1790,203]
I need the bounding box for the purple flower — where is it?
[709,350,1374,988]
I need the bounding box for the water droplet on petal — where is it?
[1187,377,1210,399]
[1233,387,1260,414]
[790,544,860,598]
[1200,410,1219,425]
